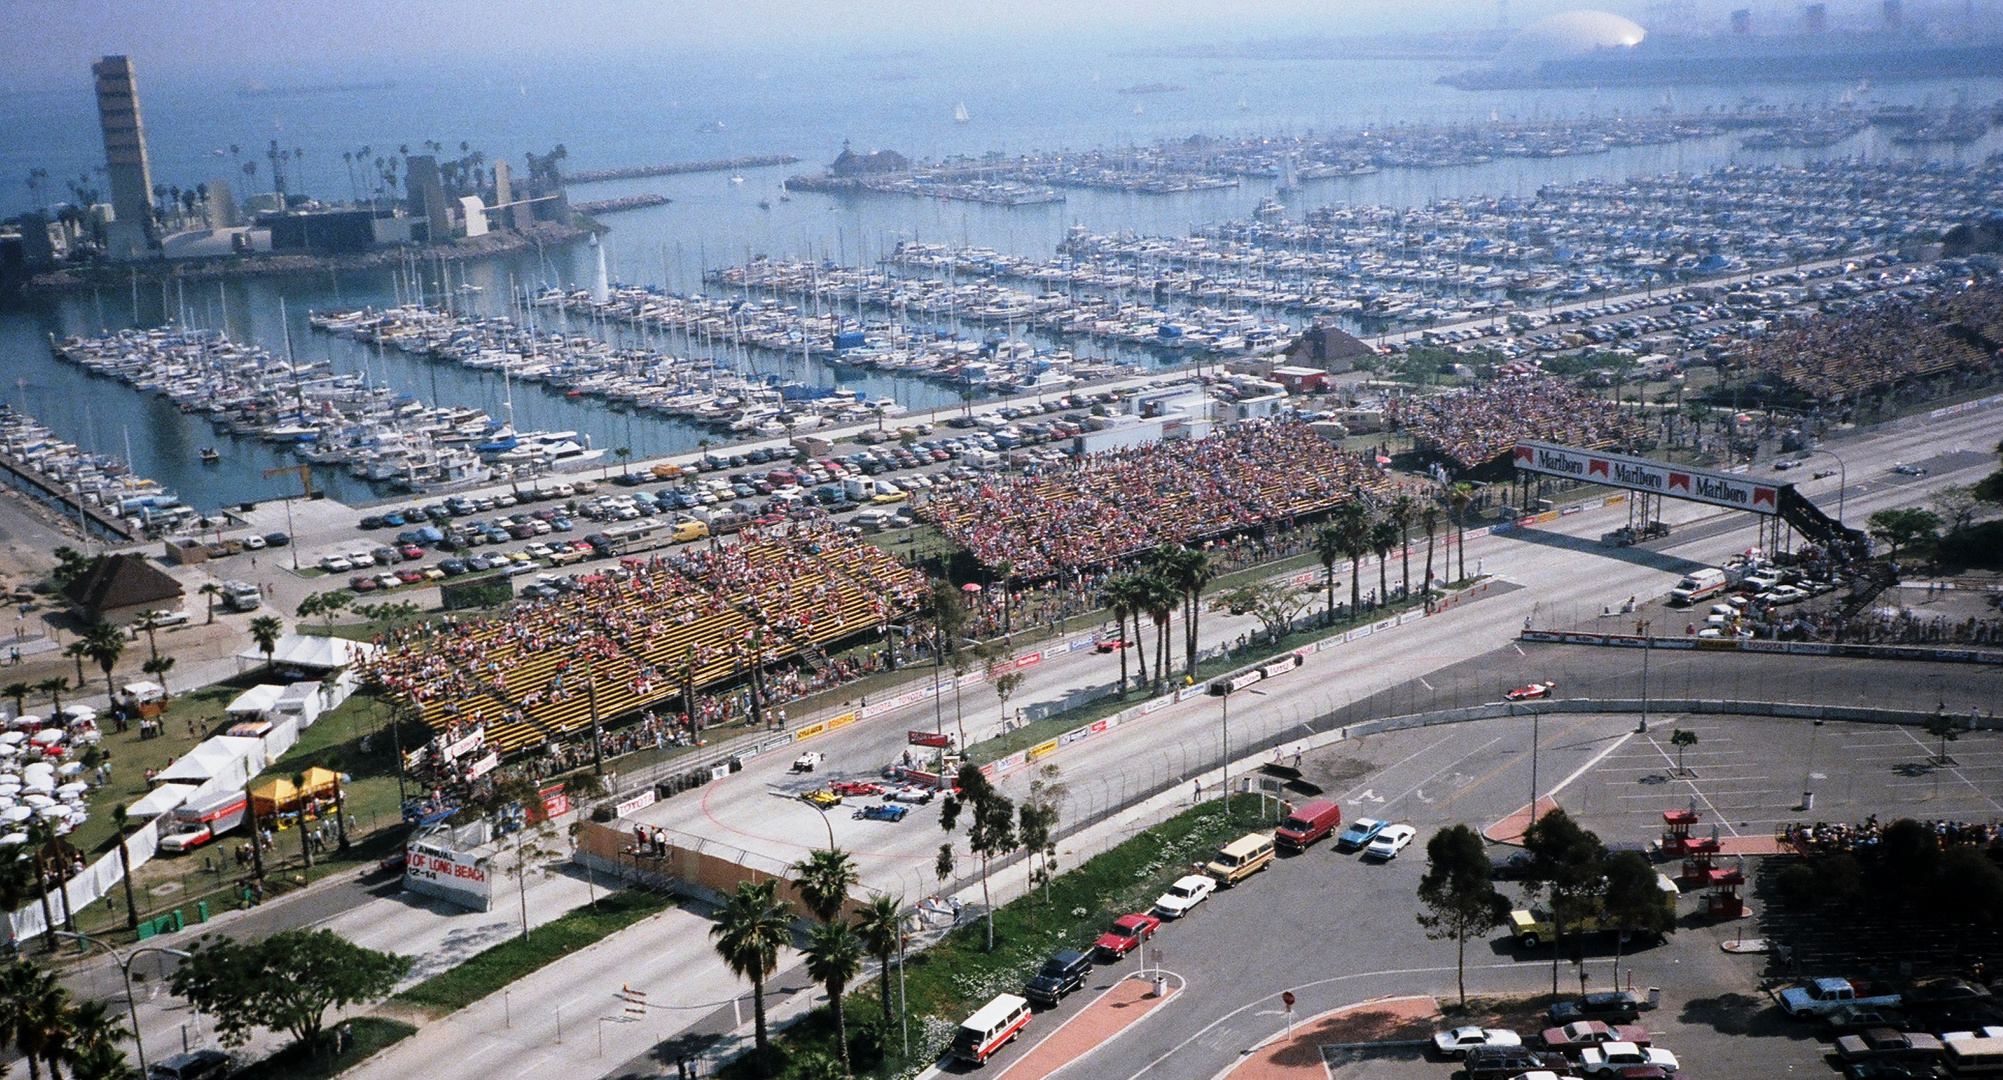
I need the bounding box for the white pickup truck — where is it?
[1777,978,1904,1018]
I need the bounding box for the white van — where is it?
[1945,1036,2003,1076]
[951,993,1032,1064]
[1668,568,1728,606]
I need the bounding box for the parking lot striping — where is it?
[1639,736,1740,837]
[1417,677,1434,691]
[1123,962,1528,1080]
[1331,730,1467,804]
[1887,727,2003,813]
[1513,643,1525,656]
[1545,730,1638,802]
[1378,737,1506,814]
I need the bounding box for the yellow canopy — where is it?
[249,769,341,815]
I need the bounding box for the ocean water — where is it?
[2,35,2000,510]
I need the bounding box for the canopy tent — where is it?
[129,781,197,817]
[121,681,165,703]
[225,684,287,716]
[154,743,242,784]
[250,766,340,816]
[235,634,381,672]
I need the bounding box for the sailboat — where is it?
[954,102,970,124]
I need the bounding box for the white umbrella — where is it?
[54,762,82,777]
[34,806,64,821]
[59,705,94,721]
[23,794,53,808]
[30,729,62,747]
[22,780,52,795]
[0,806,31,824]
[22,762,53,777]
[55,782,87,798]
[0,746,20,758]
[8,715,40,731]
[0,732,26,745]
[0,797,16,811]
[0,833,26,847]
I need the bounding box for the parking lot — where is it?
[1081,711,2003,1080]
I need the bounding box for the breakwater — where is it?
[565,155,801,184]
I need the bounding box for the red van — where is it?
[1274,799,1343,853]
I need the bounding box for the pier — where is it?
[565,155,802,184]
[0,448,135,542]
[574,193,672,215]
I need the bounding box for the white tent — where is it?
[121,681,166,703]
[225,684,287,717]
[275,682,325,727]
[129,783,198,818]
[155,741,248,785]
[211,735,269,776]
[235,634,381,672]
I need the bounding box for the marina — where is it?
[0,404,183,541]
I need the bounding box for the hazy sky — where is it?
[0,1,1574,85]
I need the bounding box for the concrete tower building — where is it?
[92,55,157,260]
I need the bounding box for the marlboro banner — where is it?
[1513,441,1779,516]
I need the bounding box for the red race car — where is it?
[1094,913,1161,959]
[829,781,883,798]
[1506,681,1558,701]
[1093,625,1133,653]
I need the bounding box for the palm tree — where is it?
[1334,502,1372,620]
[60,999,133,1080]
[249,615,284,665]
[1313,524,1343,626]
[61,642,87,688]
[2,682,29,720]
[1099,577,1135,693]
[81,620,125,699]
[0,960,71,1080]
[292,772,314,868]
[109,805,138,930]
[853,893,903,1032]
[1420,503,1441,596]
[1447,482,1474,584]
[198,583,223,625]
[141,656,175,697]
[33,678,67,722]
[709,880,794,1078]
[803,919,865,1077]
[791,847,858,924]
[1141,575,1178,691]
[1103,576,1147,690]
[1370,518,1400,610]
[133,612,165,661]
[1388,494,1417,599]
[1161,547,1214,679]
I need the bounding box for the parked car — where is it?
[1578,1042,1678,1075]
[1540,1020,1651,1054]
[1334,817,1387,852]
[1151,875,1216,919]
[1093,913,1160,960]
[1548,992,1644,1025]
[1834,1028,1945,1062]
[1362,823,1417,860]
[1022,950,1093,1007]
[1432,1027,1522,1059]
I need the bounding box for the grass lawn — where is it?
[227,1016,417,1080]
[725,799,1277,1078]
[391,887,674,1014]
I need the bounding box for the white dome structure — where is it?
[1498,10,1646,67]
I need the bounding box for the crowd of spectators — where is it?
[1782,816,2002,855]
[922,420,1389,578]
[366,521,926,763]
[1741,282,1998,404]
[1390,377,1649,469]
[1772,607,2003,646]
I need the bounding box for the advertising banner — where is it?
[1514,441,1779,515]
[826,712,858,732]
[908,730,954,748]
[441,729,485,763]
[1026,739,1060,762]
[465,751,500,780]
[539,784,570,820]
[615,789,658,817]
[405,841,492,911]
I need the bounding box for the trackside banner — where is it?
[1513,441,1780,516]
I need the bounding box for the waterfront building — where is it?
[205,176,238,229]
[406,155,451,242]
[91,55,157,260]
[492,160,516,231]
[1282,324,1372,374]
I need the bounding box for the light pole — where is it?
[1814,447,1848,526]
[801,799,836,850]
[56,932,192,1075]
[1636,619,1652,734]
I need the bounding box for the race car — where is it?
[854,803,909,823]
[1506,681,1557,701]
[1093,625,1132,653]
[792,751,825,773]
[801,789,843,809]
[829,780,884,797]
[884,784,936,804]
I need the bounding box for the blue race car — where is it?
[855,804,909,823]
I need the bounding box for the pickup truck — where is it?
[1777,978,1904,1018]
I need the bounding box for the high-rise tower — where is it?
[92,55,156,259]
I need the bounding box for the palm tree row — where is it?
[1097,544,1214,694]
[0,960,139,1080]
[1313,490,1452,626]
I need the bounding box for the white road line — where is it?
[1333,730,1463,802]
[1418,677,1434,691]
[1640,736,1740,837]
[1545,732,1638,801]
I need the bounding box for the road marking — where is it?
[1418,677,1434,691]
[1547,731,1638,802]
[1513,643,1525,656]
[1347,789,1384,805]
[1415,789,1434,803]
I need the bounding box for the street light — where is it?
[1812,447,1848,526]
[56,931,192,1075]
[1636,618,1652,734]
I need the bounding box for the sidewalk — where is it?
[993,974,1181,1080]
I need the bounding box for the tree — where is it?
[1415,824,1509,1006]
[852,893,904,1032]
[0,960,69,1080]
[292,772,315,869]
[1211,581,1311,647]
[991,666,1025,729]
[109,805,139,930]
[198,582,223,625]
[1925,706,1959,766]
[1370,518,1400,609]
[49,548,93,590]
[33,677,66,721]
[1389,494,1417,599]
[249,615,284,664]
[2,682,28,719]
[60,1000,136,1080]
[141,655,176,696]
[1139,574,1178,693]
[792,847,859,924]
[1867,507,1943,563]
[62,641,87,687]
[1102,576,1146,691]
[1448,482,1474,584]
[1930,484,1983,533]
[1159,546,1215,678]
[1601,851,1675,941]
[709,879,794,1077]
[298,590,352,633]
[803,919,865,1077]
[133,612,166,661]
[1521,808,1608,993]
[1313,524,1343,625]
[1335,502,1372,618]
[80,620,125,698]
[1421,503,1442,595]
[1669,729,1698,775]
[940,763,1015,952]
[171,930,409,1054]
[1976,438,2003,505]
